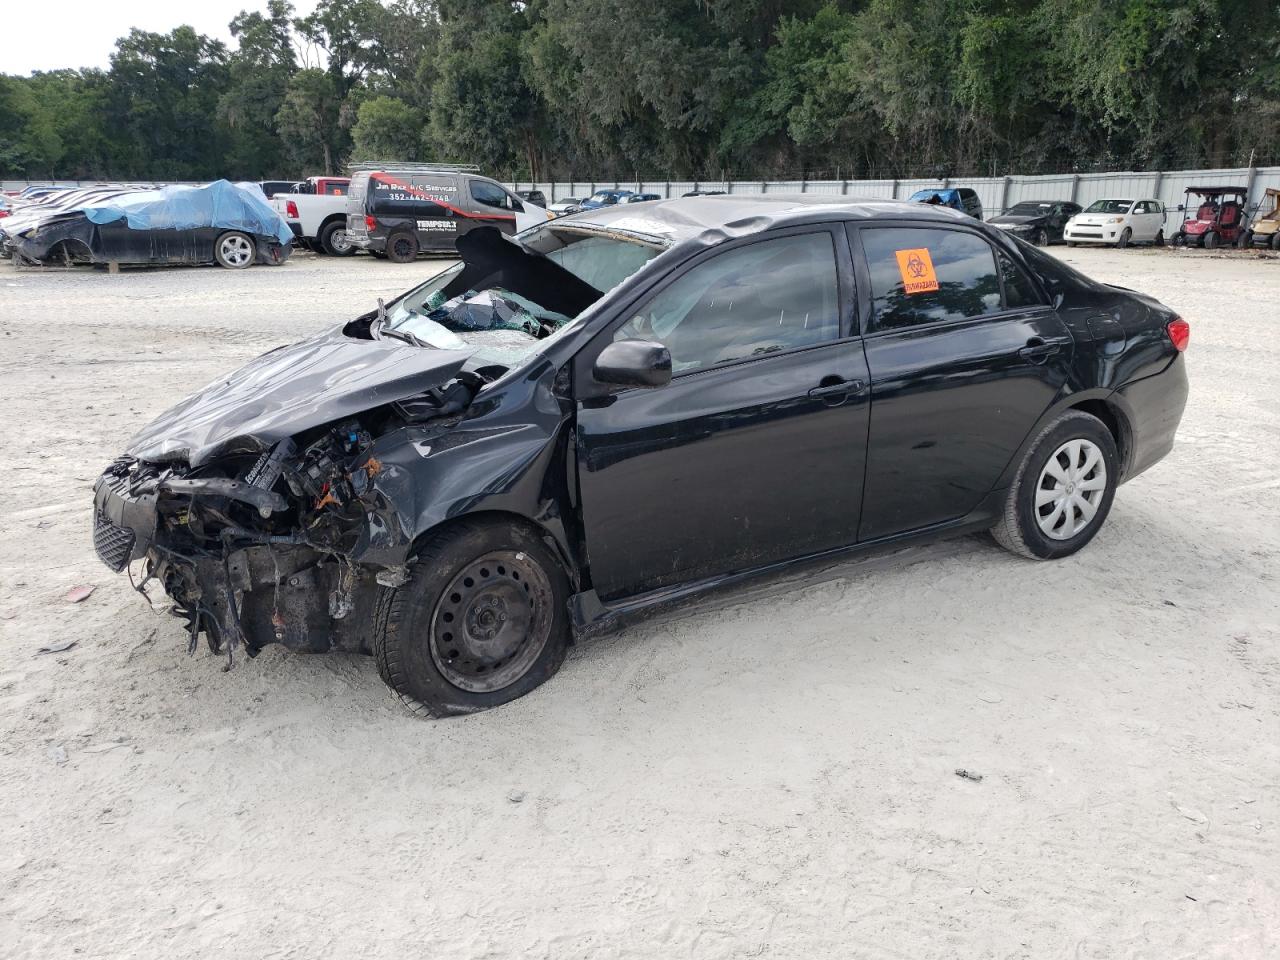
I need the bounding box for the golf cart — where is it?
[1245,188,1280,250]
[1171,185,1249,248]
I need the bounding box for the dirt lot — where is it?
[1,245,1277,959]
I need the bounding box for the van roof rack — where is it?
[347,161,482,174]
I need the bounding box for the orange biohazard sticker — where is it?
[894,247,939,294]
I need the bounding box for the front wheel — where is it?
[373,518,571,717]
[1116,228,1132,249]
[1204,231,1219,250]
[1154,230,1165,247]
[1272,233,1280,251]
[214,231,255,269]
[1035,228,1050,247]
[991,411,1119,561]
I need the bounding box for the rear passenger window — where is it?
[614,232,840,374]
[999,253,1041,308]
[861,227,1001,330]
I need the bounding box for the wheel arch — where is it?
[405,509,582,592]
[995,390,1133,491]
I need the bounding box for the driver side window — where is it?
[613,232,841,374]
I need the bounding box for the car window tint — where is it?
[999,253,1040,308]
[614,232,840,374]
[470,180,511,210]
[862,227,1001,330]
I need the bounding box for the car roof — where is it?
[558,193,976,245]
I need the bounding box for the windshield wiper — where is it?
[373,297,429,348]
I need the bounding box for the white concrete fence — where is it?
[8,165,1280,220]
[512,166,1280,220]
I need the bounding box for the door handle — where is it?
[1018,340,1060,363]
[808,378,866,400]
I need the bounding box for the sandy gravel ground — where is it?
[1,245,1277,960]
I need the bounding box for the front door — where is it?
[574,227,871,600]
[849,223,1074,541]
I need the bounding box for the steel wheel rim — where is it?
[429,550,553,693]
[1035,438,1106,541]
[220,234,252,265]
[329,228,351,253]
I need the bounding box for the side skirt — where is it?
[569,490,1007,635]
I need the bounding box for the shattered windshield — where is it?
[382,226,665,367]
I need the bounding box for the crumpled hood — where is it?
[126,327,472,467]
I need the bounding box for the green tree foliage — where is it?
[1,0,1278,181]
[351,95,425,159]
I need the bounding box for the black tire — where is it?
[1154,229,1165,247]
[213,231,255,269]
[1066,241,1077,248]
[991,410,1119,561]
[1035,228,1050,247]
[1116,227,1132,249]
[1235,230,1249,249]
[319,219,355,257]
[373,518,571,717]
[1272,233,1280,251]
[385,232,419,263]
[1204,230,1218,250]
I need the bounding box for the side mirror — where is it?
[593,339,672,389]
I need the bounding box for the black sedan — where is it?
[989,200,1082,246]
[92,196,1189,716]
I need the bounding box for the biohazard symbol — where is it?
[894,247,940,294]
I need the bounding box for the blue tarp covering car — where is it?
[3,180,292,269]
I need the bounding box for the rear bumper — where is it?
[1114,354,1189,482]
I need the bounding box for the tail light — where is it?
[365,215,377,231]
[285,200,299,218]
[1167,317,1190,352]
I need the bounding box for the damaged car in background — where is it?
[3,180,291,268]
[94,197,1189,716]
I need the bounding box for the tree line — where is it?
[2,0,1278,183]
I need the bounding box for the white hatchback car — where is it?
[1063,198,1167,248]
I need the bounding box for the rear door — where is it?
[574,226,871,600]
[849,223,1074,541]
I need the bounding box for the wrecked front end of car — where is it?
[90,327,497,665]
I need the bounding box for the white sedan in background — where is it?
[1064,198,1167,248]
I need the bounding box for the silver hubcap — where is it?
[1035,438,1106,540]
[220,235,252,266]
[330,229,350,252]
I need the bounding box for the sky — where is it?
[4,0,320,75]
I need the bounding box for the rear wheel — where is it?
[385,232,419,263]
[1154,229,1165,247]
[1204,231,1219,250]
[1272,233,1280,251]
[373,518,571,717]
[214,231,255,269]
[319,219,355,257]
[1116,228,1132,249]
[991,411,1119,561]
